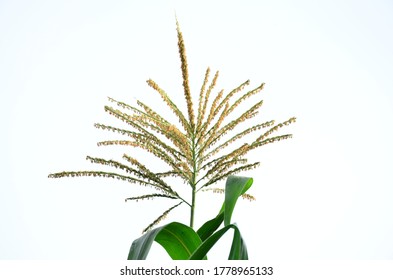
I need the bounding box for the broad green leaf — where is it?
[128,222,204,260]
[189,223,248,260]
[155,222,205,260]
[128,227,162,260]
[224,176,253,226]
[196,212,224,241]
[197,176,253,242]
[229,224,248,260]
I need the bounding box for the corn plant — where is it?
[49,20,295,259]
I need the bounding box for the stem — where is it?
[190,131,198,228]
[190,186,196,228]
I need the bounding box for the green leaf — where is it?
[189,223,248,260]
[128,222,205,260]
[155,222,205,260]
[127,227,162,260]
[197,176,253,242]
[224,176,253,226]
[229,224,248,260]
[197,212,224,241]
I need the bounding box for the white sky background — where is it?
[1,0,393,260]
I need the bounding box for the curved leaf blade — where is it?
[196,212,224,241]
[127,227,162,260]
[224,176,253,226]
[197,176,253,242]
[229,224,248,260]
[128,222,204,260]
[155,222,205,260]
[189,223,248,260]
